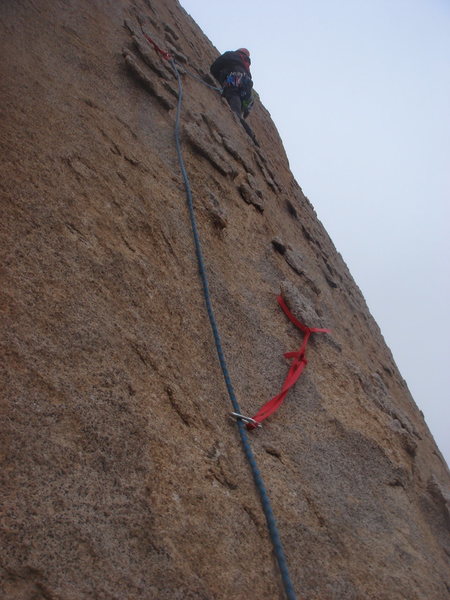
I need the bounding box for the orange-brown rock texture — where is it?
[1,1,449,599]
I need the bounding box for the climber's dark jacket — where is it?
[210,50,251,85]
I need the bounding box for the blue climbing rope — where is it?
[169,58,298,600]
[180,63,222,92]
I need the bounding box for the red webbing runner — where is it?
[142,31,172,61]
[247,295,330,430]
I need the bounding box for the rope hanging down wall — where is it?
[141,30,298,600]
[170,59,298,600]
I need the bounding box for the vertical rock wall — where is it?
[1,1,449,598]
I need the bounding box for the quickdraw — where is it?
[247,295,330,429]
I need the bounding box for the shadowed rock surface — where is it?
[1,1,449,599]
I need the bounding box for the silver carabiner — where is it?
[230,412,262,428]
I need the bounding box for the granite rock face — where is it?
[1,1,449,599]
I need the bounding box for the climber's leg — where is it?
[228,93,242,116]
[222,87,242,117]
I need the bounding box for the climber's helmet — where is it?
[236,48,250,57]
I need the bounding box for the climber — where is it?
[210,48,254,120]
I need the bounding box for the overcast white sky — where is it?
[180,0,450,465]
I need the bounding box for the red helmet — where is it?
[236,48,250,57]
